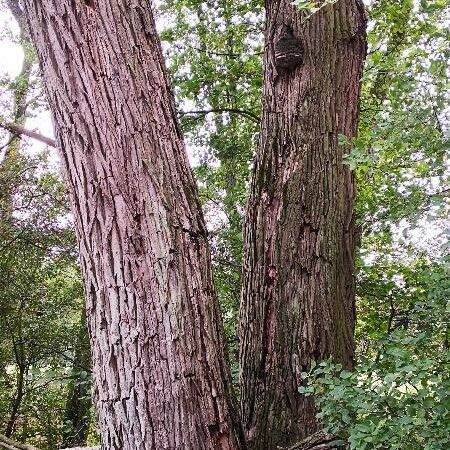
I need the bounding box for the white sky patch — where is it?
[0,40,22,77]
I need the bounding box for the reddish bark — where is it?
[21,1,244,449]
[239,1,367,449]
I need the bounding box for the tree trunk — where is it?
[239,1,367,449]
[21,2,244,449]
[0,1,34,229]
[62,306,92,448]
[5,365,25,438]
[3,0,34,160]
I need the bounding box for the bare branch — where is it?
[277,431,338,450]
[179,108,260,124]
[0,122,56,148]
[185,43,263,59]
[0,136,15,153]
[0,434,40,450]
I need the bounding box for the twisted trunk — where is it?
[21,1,244,449]
[239,1,367,448]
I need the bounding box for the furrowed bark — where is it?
[20,1,244,449]
[239,1,367,448]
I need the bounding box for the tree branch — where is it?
[0,123,56,148]
[0,136,16,153]
[185,43,263,59]
[5,0,24,26]
[277,431,338,450]
[179,108,260,124]
[0,434,40,450]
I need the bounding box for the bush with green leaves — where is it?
[300,264,449,450]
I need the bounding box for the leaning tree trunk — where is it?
[239,1,367,449]
[21,1,244,449]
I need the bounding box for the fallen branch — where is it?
[179,108,260,124]
[278,431,340,450]
[0,434,40,450]
[0,122,56,148]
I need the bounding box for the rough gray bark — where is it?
[239,1,367,449]
[20,1,244,450]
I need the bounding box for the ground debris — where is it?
[278,430,340,450]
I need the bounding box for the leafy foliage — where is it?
[0,6,95,445]
[0,150,94,448]
[300,262,449,450]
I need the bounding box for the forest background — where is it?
[0,0,448,449]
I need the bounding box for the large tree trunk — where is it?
[21,2,244,449]
[239,1,367,449]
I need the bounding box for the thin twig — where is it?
[184,43,263,59]
[179,108,260,124]
[0,136,15,153]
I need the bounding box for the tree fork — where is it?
[239,1,367,449]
